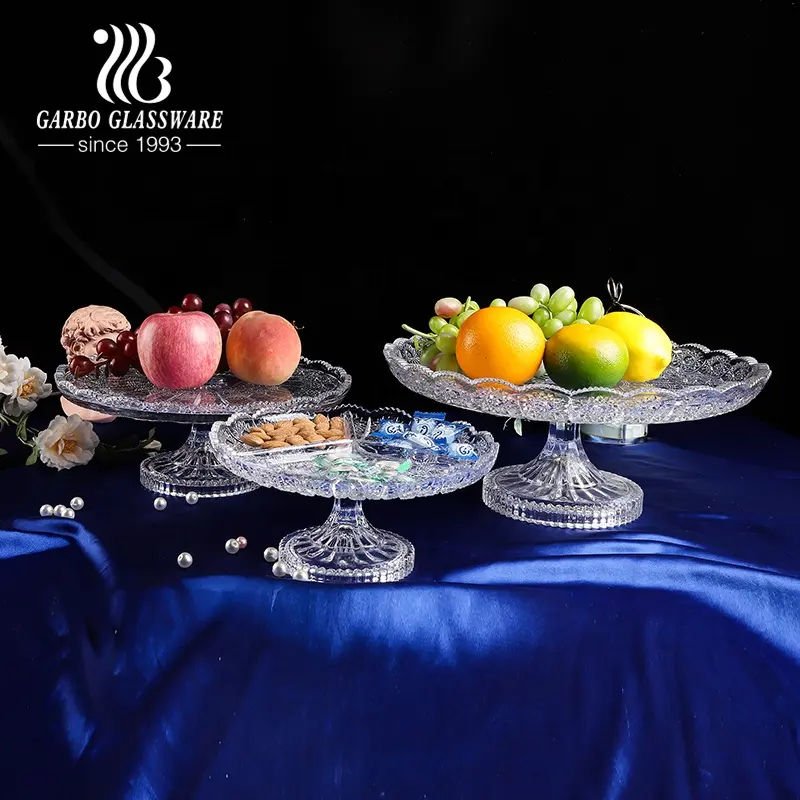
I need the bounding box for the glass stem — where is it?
[518,422,602,492]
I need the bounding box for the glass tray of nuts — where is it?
[236,412,352,463]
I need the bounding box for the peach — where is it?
[226,311,302,386]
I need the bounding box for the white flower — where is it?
[0,346,24,398]
[2,357,52,416]
[35,414,100,470]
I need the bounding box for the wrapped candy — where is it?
[365,412,477,461]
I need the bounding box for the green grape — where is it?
[439,323,459,338]
[577,296,605,324]
[420,345,440,367]
[435,331,458,354]
[435,352,460,372]
[465,299,480,313]
[453,309,476,327]
[555,309,576,325]
[429,316,448,334]
[530,283,550,304]
[532,306,552,327]
[548,286,575,314]
[490,298,506,307]
[508,296,538,315]
[567,298,578,312]
[572,318,590,325]
[541,318,564,338]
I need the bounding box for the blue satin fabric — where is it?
[2,413,800,799]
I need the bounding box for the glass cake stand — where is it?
[210,405,499,583]
[384,339,771,530]
[55,360,352,498]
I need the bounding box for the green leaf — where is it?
[25,446,39,466]
[0,448,7,457]
[16,412,31,442]
[513,418,523,436]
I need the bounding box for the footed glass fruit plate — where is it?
[55,360,352,498]
[210,405,499,583]
[384,338,771,529]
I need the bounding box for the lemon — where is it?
[595,312,672,382]
[543,324,629,389]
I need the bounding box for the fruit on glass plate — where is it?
[137,311,222,389]
[543,324,629,390]
[455,307,545,384]
[595,311,672,382]
[226,311,302,386]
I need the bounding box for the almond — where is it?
[240,433,264,447]
[287,435,307,445]
[307,434,326,443]
[261,440,289,449]
[325,431,344,440]
[259,423,276,433]
[329,416,344,431]
[292,417,311,426]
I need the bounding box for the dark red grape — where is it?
[71,356,95,377]
[122,340,138,360]
[96,338,118,358]
[168,306,182,314]
[214,303,232,316]
[213,310,234,333]
[232,298,253,317]
[182,293,203,312]
[108,356,130,377]
[117,330,136,346]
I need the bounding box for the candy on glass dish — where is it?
[55,294,353,498]
[59,305,131,422]
[210,405,499,584]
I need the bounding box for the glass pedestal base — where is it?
[279,499,415,584]
[140,424,258,498]
[483,423,643,529]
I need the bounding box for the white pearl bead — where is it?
[153,497,167,511]
[39,504,54,517]
[177,552,193,568]
[272,561,288,578]
[70,497,84,511]
[292,567,310,581]
[225,538,240,554]
[53,504,68,517]
[63,508,76,519]
[263,547,279,563]
[185,492,199,505]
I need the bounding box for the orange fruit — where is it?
[455,307,545,384]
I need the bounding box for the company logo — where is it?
[94,23,172,105]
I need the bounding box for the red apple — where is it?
[226,311,301,385]
[138,311,222,389]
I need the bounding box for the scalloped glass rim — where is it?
[54,358,353,423]
[383,337,771,425]
[209,403,500,501]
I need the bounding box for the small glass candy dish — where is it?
[210,405,498,584]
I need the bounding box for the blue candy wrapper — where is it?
[371,419,408,439]
[446,442,479,461]
[364,413,477,461]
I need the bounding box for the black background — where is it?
[1,6,796,431]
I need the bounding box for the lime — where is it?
[543,324,629,390]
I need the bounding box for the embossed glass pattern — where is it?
[384,338,770,529]
[55,360,352,498]
[210,405,499,582]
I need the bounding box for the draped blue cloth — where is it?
[2,413,800,799]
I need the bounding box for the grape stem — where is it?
[401,324,435,340]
